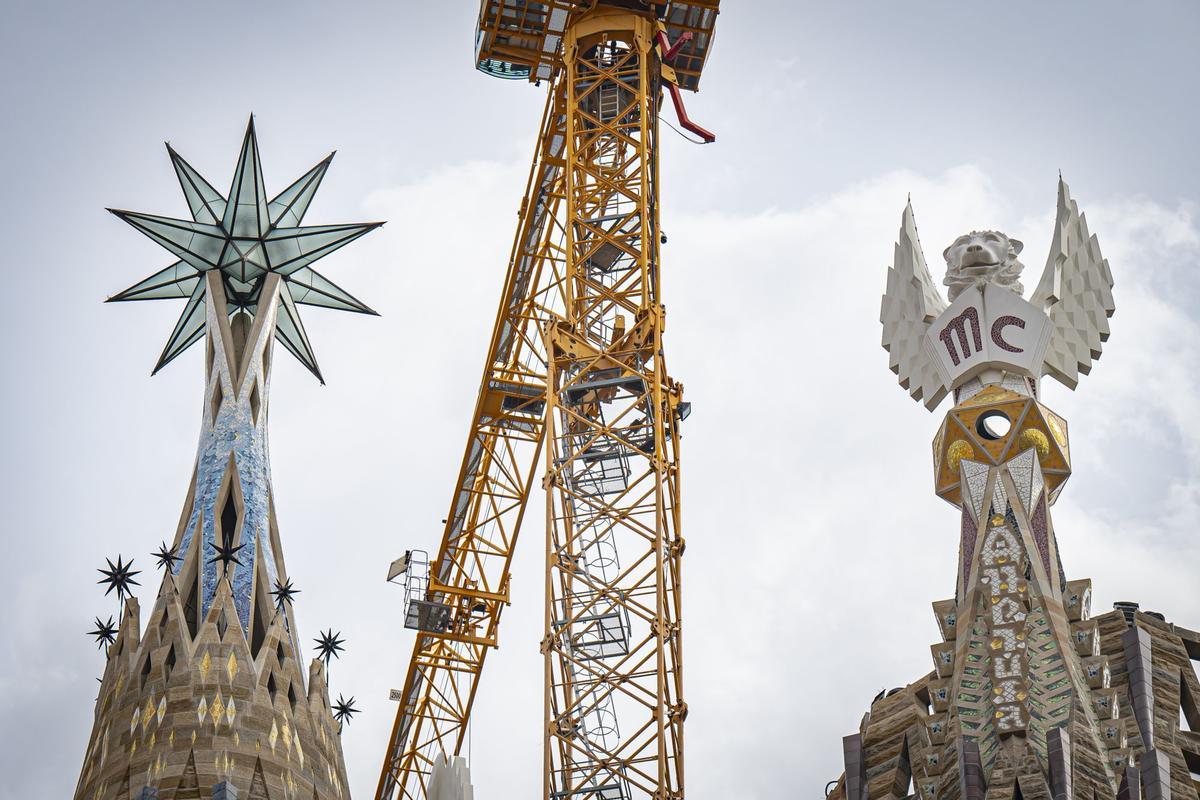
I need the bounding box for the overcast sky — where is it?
[3,2,1199,799]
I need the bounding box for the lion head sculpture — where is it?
[942,230,1025,302]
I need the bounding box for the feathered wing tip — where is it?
[881,198,950,410]
[1032,176,1116,390]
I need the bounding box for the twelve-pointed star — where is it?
[270,577,301,610]
[88,616,119,649]
[107,115,383,383]
[97,555,141,601]
[314,629,346,665]
[332,694,359,728]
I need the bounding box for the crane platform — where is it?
[475,0,719,90]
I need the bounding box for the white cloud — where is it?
[318,161,1199,798]
[13,158,1197,800]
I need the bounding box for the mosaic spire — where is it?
[75,119,372,800]
[828,182,1200,800]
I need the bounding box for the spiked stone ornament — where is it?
[107,115,383,382]
[270,578,300,611]
[314,629,345,667]
[152,540,180,572]
[96,555,141,602]
[206,536,246,575]
[332,695,359,730]
[87,616,118,650]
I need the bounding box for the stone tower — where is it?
[75,118,381,800]
[831,181,1200,800]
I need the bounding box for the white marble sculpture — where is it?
[942,230,1025,302]
[427,754,475,800]
[881,177,1115,409]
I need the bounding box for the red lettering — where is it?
[990,315,1026,353]
[938,307,983,366]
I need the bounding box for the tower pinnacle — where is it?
[829,180,1200,800]
[76,119,379,800]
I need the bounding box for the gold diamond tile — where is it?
[156,697,167,725]
[142,697,156,729]
[210,691,225,726]
[226,652,239,682]
[199,650,212,682]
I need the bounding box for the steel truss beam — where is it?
[375,77,569,800]
[377,8,685,800]
[544,12,684,800]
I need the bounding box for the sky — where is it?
[2,1,1199,798]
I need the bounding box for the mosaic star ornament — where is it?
[107,115,383,382]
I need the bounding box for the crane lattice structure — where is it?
[376,4,720,799]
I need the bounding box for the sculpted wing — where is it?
[881,202,949,410]
[1030,178,1116,389]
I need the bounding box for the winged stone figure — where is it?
[881,177,1115,410]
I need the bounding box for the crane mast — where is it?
[544,9,684,798]
[377,4,719,798]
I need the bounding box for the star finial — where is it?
[207,536,245,575]
[87,616,119,650]
[97,555,141,601]
[332,694,359,730]
[270,578,300,611]
[314,629,346,666]
[152,540,180,572]
[106,115,384,383]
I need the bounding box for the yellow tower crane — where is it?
[376,3,720,798]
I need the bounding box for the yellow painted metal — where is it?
[542,9,685,799]
[378,4,704,798]
[375,78,569,800]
